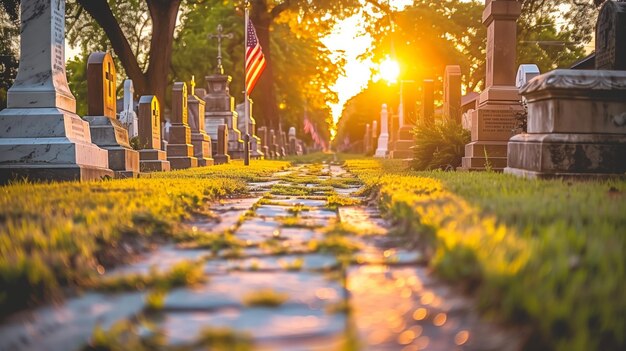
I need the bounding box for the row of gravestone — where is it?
[372,0,626,179]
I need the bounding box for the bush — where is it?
[411,119,470,171]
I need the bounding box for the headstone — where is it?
[203,74,244,159]
[515,64,541,89]
[505,2,626,179]
[0,0,112,183]
[422,79,435,124]
[235,100,264,159]
[375,104,390,158]
[84,52,139,178]
[288,126,297,155]
[167,82,198,169]
[138,95,170,172]
[443,65,462,123]
[595,1,626,70]
[188,78,214,167]
[279,130,287,157]
[363,123,372,154]
[257,126,270,159]
[269,129,279,158]
[460,0,523,171]
[371,120,378,152]
[390,81,417,159]
[214,124,230,164]
[119,79,138,138]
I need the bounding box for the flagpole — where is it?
[243,0,251,166]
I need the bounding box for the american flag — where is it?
[245,19,266,93]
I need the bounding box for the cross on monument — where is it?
[106,62,113,98]
[152,101,158,129]
[208,24,234,74]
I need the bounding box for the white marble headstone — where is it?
[119,79,138,138]
[374,104,389,158]
[516,64,541,89]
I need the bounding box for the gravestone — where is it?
[235,100,264,159]
[168,82,198,169]
[288,127,297,156]
[214,124,230,164]
[443,65,462,123]
[505,1,626,179]
[461,0,523,171]
[257,126,270,158]
[84,52,139,178]
[188,78,214,167]
[280,130,287,157]
[390,81,417,159]
[203,74,244,159]
[422,79,435,124]
[375,104,389,158]
[595,1,626,70]
[0,0,112,183]
[269,129,279,158]
[516,64,541,89]
[119,79,138,138]
[371,120,378,152]
[364,123,372,154]
[138,95,170,172]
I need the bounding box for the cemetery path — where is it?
[0,162,521,351]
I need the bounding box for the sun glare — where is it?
[377,55,400,84]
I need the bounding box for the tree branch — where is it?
[270,0,290,19]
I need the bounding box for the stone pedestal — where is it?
[461,0,522,171]
[84,52,139,178]
[0,0,113,183]
[188,87,214,167]
[505,69,626,178]
[168,82,198,169]
[138,95,170,172]
[203,74,243,159]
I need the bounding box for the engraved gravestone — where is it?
[84,52,139,178]
[167,82,198,169]
[0,0,112,183]
[188,77,214,167]
[595,1,626,70]
[138,95,170,172]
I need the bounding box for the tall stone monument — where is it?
[188,78,214,167]
[0,0,112,183]
[461,0,523,171]
[84,52,139,178]
[375,104,389,158]
[505,1,626,178]
[443,65,462,123]
[168,82,198,169]
[203,75,244,159]
[119,79,138,138]
[138,96,170,172]
[371,120,378,151]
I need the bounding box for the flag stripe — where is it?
[245,18,266,94]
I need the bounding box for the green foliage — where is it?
[0,160,288,317]
[411,119,470,171]
[0,2,19,110]
[66,54,89,117]
[242,288,289,307]
[326,194,361,211]
[345,158,626,351]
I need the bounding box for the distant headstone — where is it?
[257,126,270,158]
[390,82,416,159]
[443,65,462,123]
[516,64,541,89]
[364,123,372,154]
[595,1,626,70]
[269,129,279,158]
[371,120,378,151]
[375,104,390,158]
[84,52,139,178]
[188,79,214,167]
[214,124,230,164]
[422,79,435,124]
[235,100,264,159]
[0,0,112,183]
[167,82,198,169]
[119,80,138,138]
[138,95,170,172]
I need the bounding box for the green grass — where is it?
[242,288,289,307]
[0,160,288,317]
[345,158,626,351]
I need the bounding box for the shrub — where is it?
[411,119,470,171]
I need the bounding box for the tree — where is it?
[0,0,19,110]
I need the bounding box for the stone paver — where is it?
[0,162,521,351]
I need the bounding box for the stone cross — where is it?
[138,95,161,150]
[87,52,117,118]
[208,24,234,74]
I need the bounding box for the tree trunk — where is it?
[251,1,279,131]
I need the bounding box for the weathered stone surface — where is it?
[595,1,626,70]
[168,82,198,169]
[188,84,214,167]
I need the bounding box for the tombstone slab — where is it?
[188,83,214,167]
[214,124,230,165]
[167,82,198,169]
[595,1,626,71]
[84,52,139,178]
[138,95,170,172]
[374,104,390,158]
[0,0,112,183]
[443,65,462,123]
[505,69,626,178]
[235,100,264,159]
[461,0,523,171]
[203,74,244,159]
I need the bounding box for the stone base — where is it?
[460,141,508,171]
[505,133,626,179]
[140,149,170,172]
[0,164,114,184]
[390,139,413,159]
[197,157,214,167]
[261,146,269,159]
[214,154,230,165]
[167,143,198,169]
[106,147,140,177]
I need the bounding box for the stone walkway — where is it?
[0,162,521,351]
